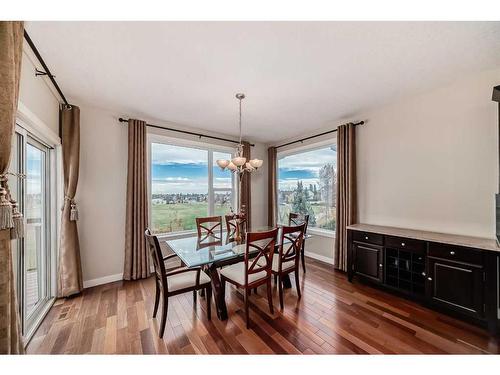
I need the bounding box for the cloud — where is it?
[278,146,336,172]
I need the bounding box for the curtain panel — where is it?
[240,141,251,228]
[334,123,357,271]
[0,20,24,354]
[267,147,277,227]
[58,105,84,297]
[123,119,150,280]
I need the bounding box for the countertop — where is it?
[347,223,500,253]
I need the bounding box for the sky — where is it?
[151,143,336,195]
[278,145,337,191]
[151,143,232,194]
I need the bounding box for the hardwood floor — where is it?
[27,258,500,354]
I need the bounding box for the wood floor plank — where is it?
[26,258,500,354]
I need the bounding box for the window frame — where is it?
[277,137,337,238]
[13,118,60,345]
[147,133,237,235]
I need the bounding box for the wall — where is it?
[356,67,499,239]
[18,46,60,135]
[77,105,268,286]
[270,66,500,264]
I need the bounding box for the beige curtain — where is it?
[240,141,251,228]
[267,147,277,227]
[0,21,24,354]
[123,119,149,280]
[334,123,357,271]
[58,106,84,297]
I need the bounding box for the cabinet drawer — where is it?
[352,231,384,246]
[428,243,483,266]
[385,236,425,253]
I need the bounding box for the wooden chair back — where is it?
[289,212,310,234]
[145,228,166,282]
[279,224,306,271]
[196,216,222,242]
[225,213,246,238]
[244,228,279,285]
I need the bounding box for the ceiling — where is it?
[25,21,500,143]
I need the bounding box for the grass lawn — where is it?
[151,202,231,233]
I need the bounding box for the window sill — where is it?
[308,227,335,239]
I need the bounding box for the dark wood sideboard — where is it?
[347,224,500,335]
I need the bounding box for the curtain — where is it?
[267,147,277,227]
[0,21,24,354]
[240,141,251,228]
[334,123,357,271]
[123,119,149,280]
[58,106,84,297]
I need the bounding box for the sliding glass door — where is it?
[10,126,55,341]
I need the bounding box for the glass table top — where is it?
[164,226,310,268]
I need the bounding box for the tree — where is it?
[319,164,336,208]
[291,181,316,225]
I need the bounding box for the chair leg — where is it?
[295,269,302,299]
[193,290,197,304]
[254,288,258,294]
[244,288,250,329]
[278,275,284,310]
[153,279,160,318]
[206,286,212,320]
[301,244,306,273]
[266,280,274,315]
[159,293,168,338]
[274,274,278,284]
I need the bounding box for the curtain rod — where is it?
[118,118,255,147]
[275,121,365,149]
[23,30,70,108]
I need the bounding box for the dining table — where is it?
[164,226,311,321]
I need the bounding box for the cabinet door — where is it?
[427,258,484,319]
[353,242,383,283]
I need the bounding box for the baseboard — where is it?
[304,251,335,265]
[83,273,123,289]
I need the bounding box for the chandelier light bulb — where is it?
[232,156,246,167]
[227,161,237,171]
[249,159,263,168]
[216,159,230,169]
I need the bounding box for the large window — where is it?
[150,140,236,233]
[10,124,57,341]
[278,143,337,232]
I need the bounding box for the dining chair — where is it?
[219,228,279,328]
[289,212,310,273]
[145,229,212,338]
[271,223,306,310]
[196,216,223,242]
[225,213,247,239]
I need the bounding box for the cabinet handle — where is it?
[449,251,455,255]
[379,264,383,268]
[401,242,405,247]
[421,272,426,276]
[427,277,432,281]
[365,236,369,240]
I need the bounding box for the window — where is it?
[277,143,337,232]
[10,125,57,340]
[150,140,236,233]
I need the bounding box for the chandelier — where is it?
[216,93,263,175]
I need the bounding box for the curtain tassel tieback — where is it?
[0,175,14,230]
[64,196,79,221]
[10,200,24,239]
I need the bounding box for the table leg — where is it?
[282,274,292,289]
[207,265,228,320]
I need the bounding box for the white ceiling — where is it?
[25,21,500,143]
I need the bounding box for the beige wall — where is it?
[77,105,268,285]
[270,66,500,264]
[356,67,499,239]
[18,46,60,134]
